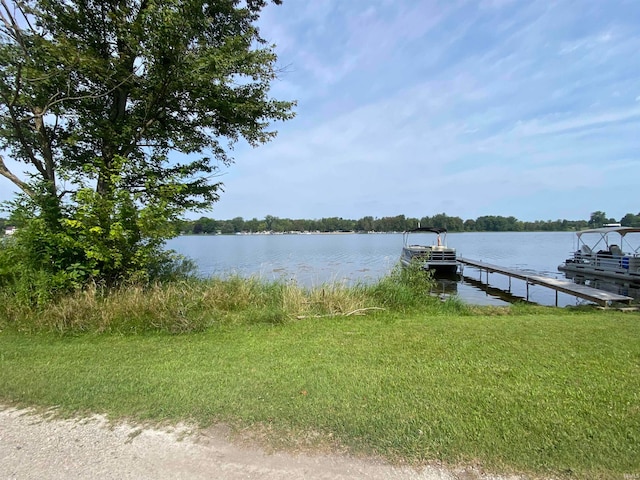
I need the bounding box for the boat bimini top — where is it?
[403,227,448,247]
[405,227,447,234]
[575,227,640,256]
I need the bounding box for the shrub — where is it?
[0,189,195,306]
[365,263,437,311]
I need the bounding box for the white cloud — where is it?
[509,108,640,137]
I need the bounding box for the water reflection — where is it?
[429,277,458,299]
[461,275,534,305]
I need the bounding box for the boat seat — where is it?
[580,245,592,255]
[609,244,622,256]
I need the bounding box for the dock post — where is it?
[526,282,529,301]
[482,268,486,295]
[555,290,558,307]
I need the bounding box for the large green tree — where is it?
[620,212,640,227]
[0,0,294,286]
[588,211,616,228]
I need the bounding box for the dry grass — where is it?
[0,276,390,334]
[284,282,370,316]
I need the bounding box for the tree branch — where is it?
[32,106,56,183]
[0,0,32,60]
[0,153,34,197]
[0,88,47,178]
[40,74,137,115]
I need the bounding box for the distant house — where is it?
[4,226,16,236]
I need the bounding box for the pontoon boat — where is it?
[558,226,640,283]
[400,227,458,275]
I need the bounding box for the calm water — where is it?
[167,231,639,307]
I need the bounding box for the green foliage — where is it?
[0,187,196,303]
[474,215,522,231]
[588,211,617,228]
[178,212,605,234]
[621,212,640,227]
[366,263,437,311]
[0,0,294,294]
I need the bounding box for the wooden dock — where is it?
[457,257,634,307]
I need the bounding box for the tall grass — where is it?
[0,264,451,334]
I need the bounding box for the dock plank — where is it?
[457,257,633,306]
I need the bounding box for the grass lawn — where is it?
[1,307,639,479]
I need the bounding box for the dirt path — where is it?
[0,406,523,480]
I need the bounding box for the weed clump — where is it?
[365,263,438,312]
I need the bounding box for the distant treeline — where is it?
[2,211,638,236]
[175,211,640,235]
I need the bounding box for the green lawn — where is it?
[1,308,639,479]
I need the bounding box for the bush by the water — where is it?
[0,190,197,305]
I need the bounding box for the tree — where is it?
[244,217,266,232]
[264,214,277,231]
[588,211,609,228]
[463,219,475,231]
[620,212,640,227]
[427,213,465,232]
[0,0,294,287]
[376,215,407,232]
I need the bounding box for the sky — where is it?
[2,0,639,222]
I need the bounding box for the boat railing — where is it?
[576,252,639,271]
[428,250,457,261]
[564,249,640,275]
[595,254,624,270]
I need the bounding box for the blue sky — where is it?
[211,0,640,222]
[2,0,639,222]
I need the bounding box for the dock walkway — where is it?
[457,257,633,307]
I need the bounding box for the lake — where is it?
[167,231,640,307]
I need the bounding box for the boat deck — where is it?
[458,257,634,307]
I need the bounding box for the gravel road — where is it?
[0,406,523,480]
